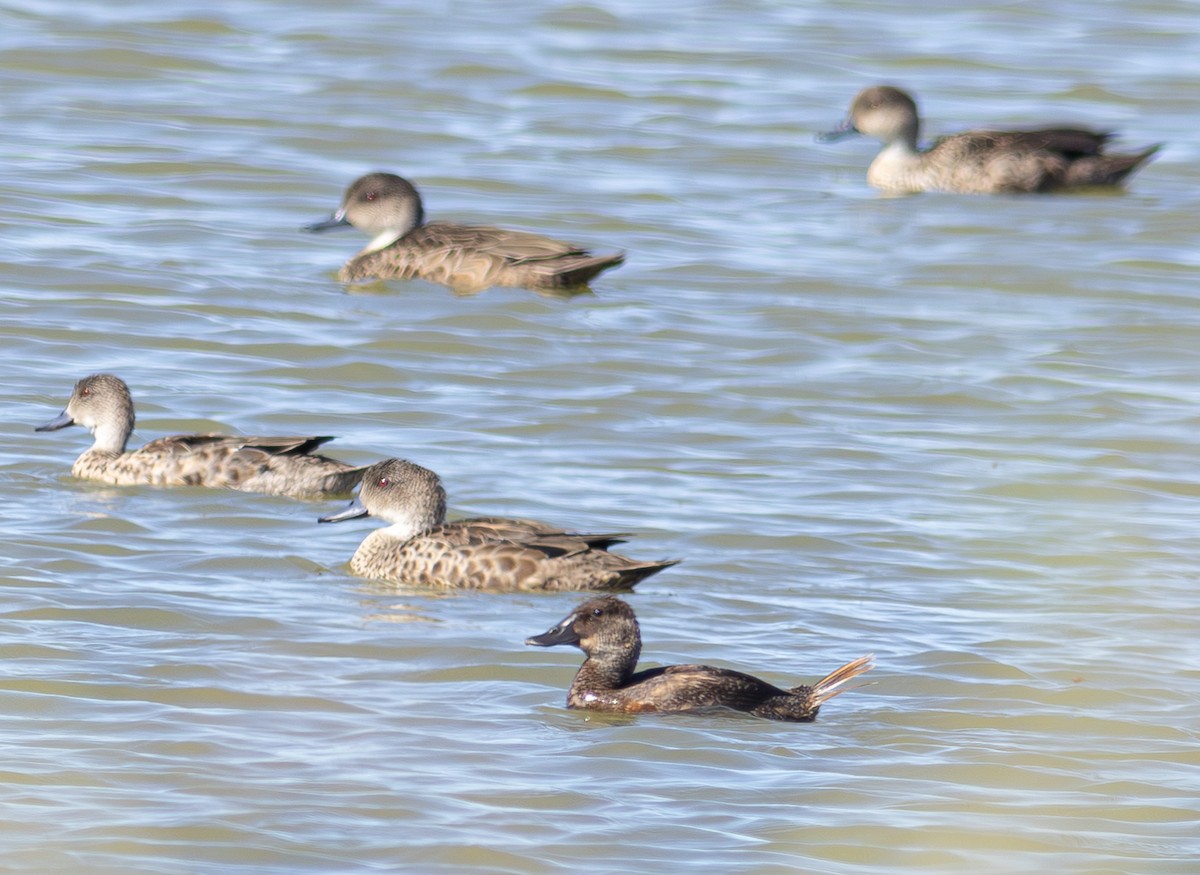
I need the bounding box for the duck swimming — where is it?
[318,458,678,591]
[526,596,874,722]
[819,85,1161,194]
[304,172,625,292]
[36,374,365,498]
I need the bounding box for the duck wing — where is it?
[945,127,1112,158]
[142,433,338,457]
[416,221,585,263]
[390,523,673,591]
[439,517,629,550]
[134,434,362,495]
[617,664,787,713]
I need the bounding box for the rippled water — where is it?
[3,0,1199,872]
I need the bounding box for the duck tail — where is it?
[1068,143,1163,187]
[323,464,370,496]
[800,653,875,708]
[543,252,626,289]
[608,557,682,591]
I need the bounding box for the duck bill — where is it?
[35,409,75,432]
[525,613,581,648]
[303,211,351,233]
[815,120,859,143]
[317,496,370,523]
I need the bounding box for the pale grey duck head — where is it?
[36,373,135,455]
[304,172,426,254]
[820,85,921,148]
[318,457,447,540]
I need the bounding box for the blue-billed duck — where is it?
[819,85,1160,194]
[36,374,365,498]
[304,172,625,292]
[318,458,678,591]
[526,596,874,722]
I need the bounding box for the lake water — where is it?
[2,0,1198,872]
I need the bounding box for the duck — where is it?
[318,458,678,591]
[819,85,1161,194]
[526,596,873,722]
[303,172,625,292]
[36,374,366,498]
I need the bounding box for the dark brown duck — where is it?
[526,596,874,722]
[304,172,625,292]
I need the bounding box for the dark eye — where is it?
[592,607,604,617]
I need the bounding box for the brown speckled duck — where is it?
[819,85,1160,194]
[318,458,678,591]
[304,172,625,292]
[527,596,874,722]
[36,374,365,498]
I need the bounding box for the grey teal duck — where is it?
[527,596,874,722]
[304,172,625,292]
[37,374,365,498]
[819,85,1161,194]
[318,458,678,591]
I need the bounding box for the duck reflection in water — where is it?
[527,596,874,722]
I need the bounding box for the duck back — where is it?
[76,433,365,496]
[928,129,1161,193]
[349,518,675,591]
[340,221,625,291]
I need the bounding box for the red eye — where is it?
[366,191,378,201]
[377,477,390,488]
[80,387,92,397]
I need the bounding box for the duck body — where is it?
[319,459,678,591]
[306,172,624,292]
[526,596,874,722]
[822,85,1160,194]
[340,220,625,290]
[37,374,365,498]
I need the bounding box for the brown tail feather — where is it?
[803,654,875,708]
[541,252,626,288]
[1066,144,1162,187]
[608,557,682,591]
[1107,144,1163,184]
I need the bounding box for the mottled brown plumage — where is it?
[318,459,678,591]
[527,596,874,722]
[305,172,624,292]
[819,85,1161,194]
[36,374,365,498]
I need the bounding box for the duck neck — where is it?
[574,640,640,691]
[89,415,131,456]
[361,202,425,255]
[880,136,922,162]
[362,229,404,255]
[378,500,445,542]
[868,139,927,191]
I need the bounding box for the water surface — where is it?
[2,1,1199,872]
